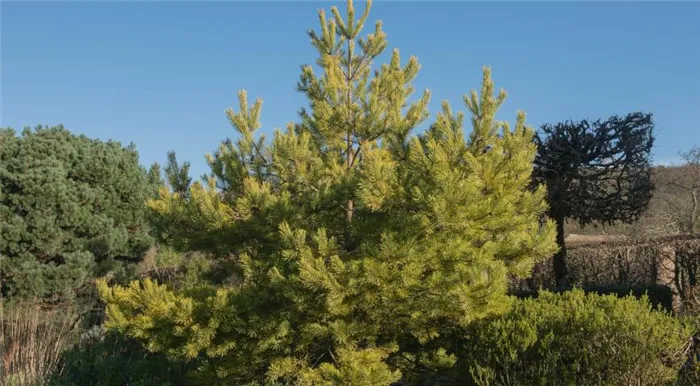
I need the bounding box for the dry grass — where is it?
[564,233,627,246]
[1,299,79,386]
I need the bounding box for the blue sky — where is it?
[2,1,699,178]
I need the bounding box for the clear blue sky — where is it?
[3,1,699,178]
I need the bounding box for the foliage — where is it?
[97,0,557,384]
[149,151,193,244]
[456,289,691,386]
[50,330,189,386]
[134,248,231,296]
[0,125,154,300]
[676,318,700,386]
[147,162,166,197]
[513,284,676,313]
[164,151,192,197]
[533,112,655,287]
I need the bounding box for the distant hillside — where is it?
[564,164,697,240]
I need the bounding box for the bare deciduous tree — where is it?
[671,146,700,234]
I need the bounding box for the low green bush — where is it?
[50,330,192,386]
[512,283,675,312]
[583,283,675,311]
[455,289,691,386]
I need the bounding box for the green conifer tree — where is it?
[164,150,192,196]
[0,125,154,300]
[98,1,556,384]
[146,162,165,195]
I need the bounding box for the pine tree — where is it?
[147,162,165,196]
[98,1,557,384]
[0,125,154,300]
[164,150,192,196]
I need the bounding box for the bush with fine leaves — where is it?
[456,289,692,386]
[50,330,190,386]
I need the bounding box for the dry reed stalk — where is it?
[1,299,78,386]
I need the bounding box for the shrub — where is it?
[512,283,675,312]
[50,330,190,386]
[48,250,240,386]
[676,317,700,386]
[456,289,691,386]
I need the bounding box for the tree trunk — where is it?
[344,37,355,251]
[344,134,355,251]
[691,189,698,234]
[553,215,570,289]
[346,133,355,226]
